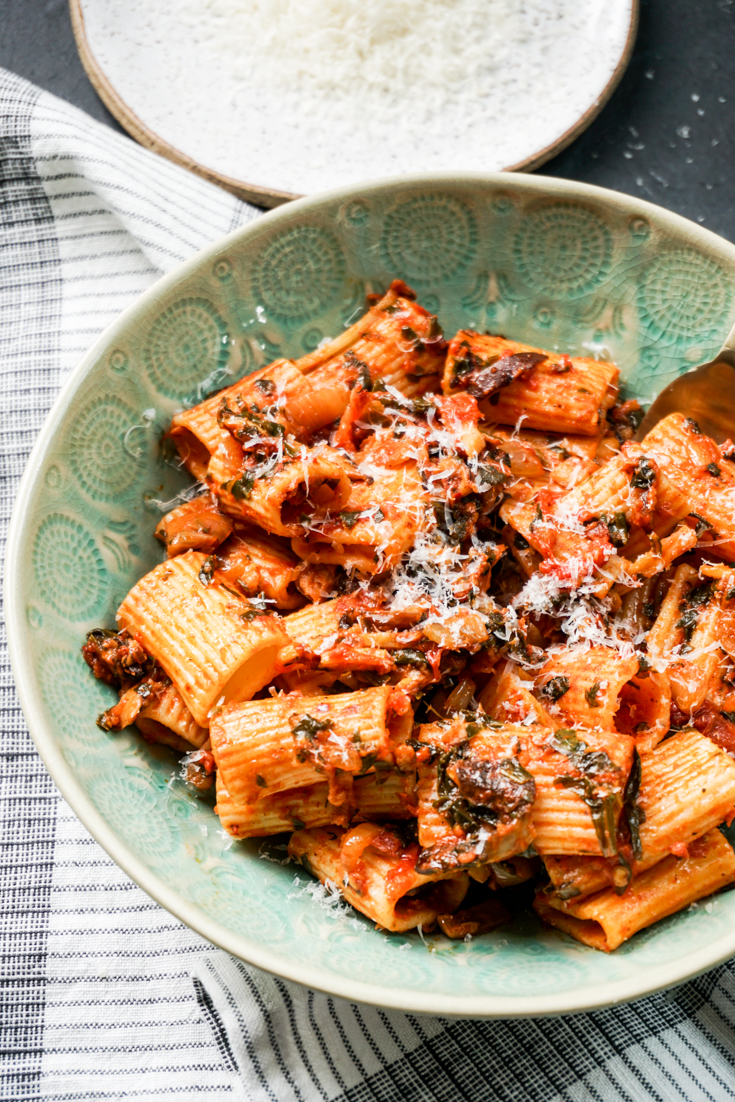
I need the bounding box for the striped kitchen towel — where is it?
[0,66,255,1102]
[3,64,735,1102]
[194,953,735,1102]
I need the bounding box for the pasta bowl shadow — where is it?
[7,172,735,1016]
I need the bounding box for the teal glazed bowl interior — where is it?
[9,173,735,1017]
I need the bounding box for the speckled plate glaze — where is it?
[70,0,638,206]
[8,173,735,1017]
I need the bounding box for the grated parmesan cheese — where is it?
[288,874,366,930]
[94,0,637,193]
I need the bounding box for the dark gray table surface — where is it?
[1,0,734,235]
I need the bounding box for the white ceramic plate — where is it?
[72,0,637,206]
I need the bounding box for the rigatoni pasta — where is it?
[116,550,291,726]
[211,684,394,821]
[535,831,735,952]
[443,332,619,436]
[288,825,470,933]
[83,280,735,950]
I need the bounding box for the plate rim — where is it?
[8,168,735,1017]
[69,0,639,209]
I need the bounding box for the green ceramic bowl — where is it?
[8,173,735,1017]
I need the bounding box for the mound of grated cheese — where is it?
[186,0,532,121]
[167,0,631,191]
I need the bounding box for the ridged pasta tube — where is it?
[117,550,290,726]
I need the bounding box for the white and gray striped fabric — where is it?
[3,66,735,1102]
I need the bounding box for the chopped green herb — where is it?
[236,593,271,621]
[555,775,618,857]
[394,648,430,668]
[357,751,379,775]
[630,457,656,492]
[218,399,284,440]
[485,611,508,648]
[548,729,617,777]
[541,676,570,702]
[585,682,602,708]
[420,743,536,871]
[476,463,509,490]
[637,655,651,677]
[401,325,423,350]
[686,579,714,608]
[291,714,334,741]
[344,350,372,392]
[450,348,486,380]
[622,749,645,860]
[600,511,629,548]
[688,512,711,537]
[464,715,498,738]
[255,774,267,788]
[226,472,256,500]
[261,418,285,437]
[707,462,722,477]
[547,442,571,460]
[676,580,715,646]
[340,510,361,529]
[675,608,698,647]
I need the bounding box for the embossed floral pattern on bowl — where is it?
[7,173,735,1017]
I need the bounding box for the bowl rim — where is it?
[8,170,735,1018]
